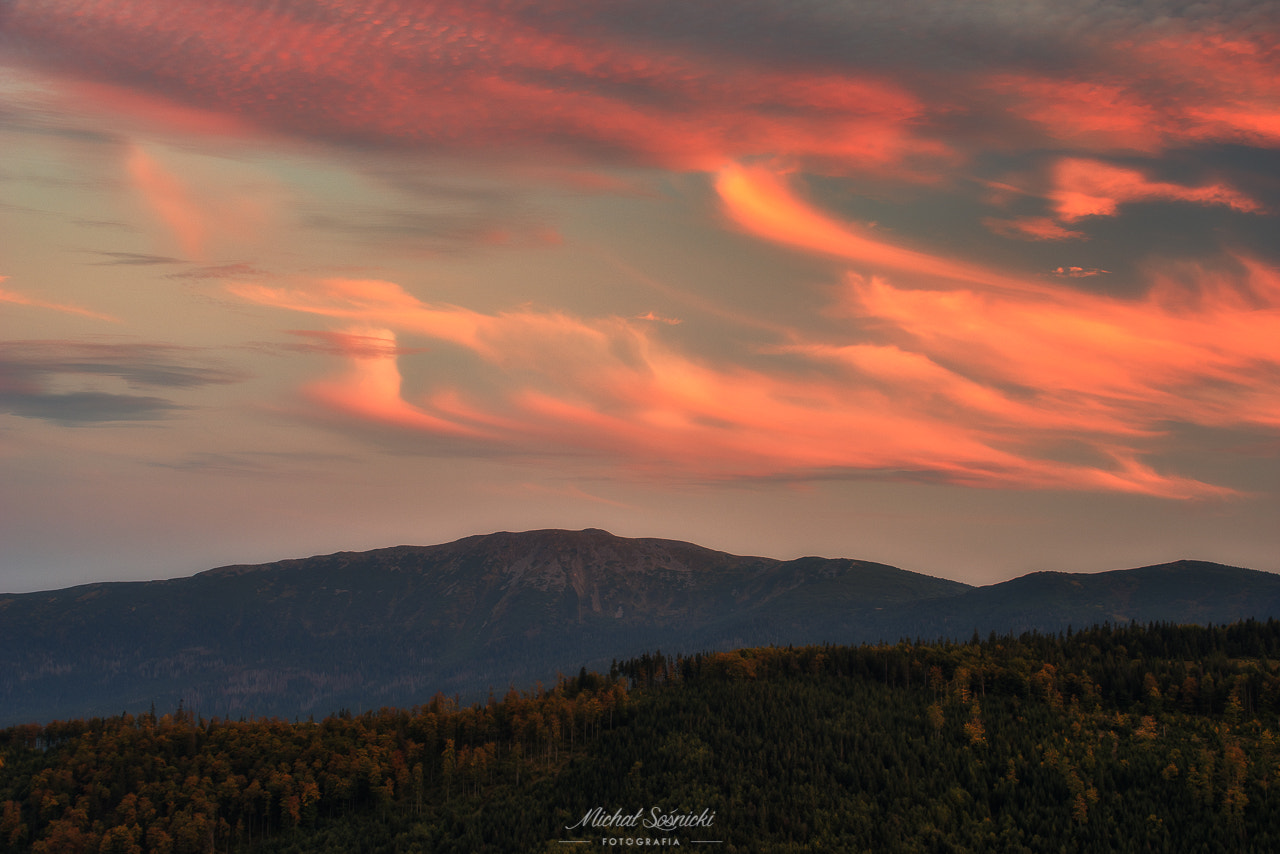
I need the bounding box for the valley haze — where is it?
[3,528,1278,727]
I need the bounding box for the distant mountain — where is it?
[902,560,1280,640]
[0,529,1276,725]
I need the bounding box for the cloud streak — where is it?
[123,143,279,260]
[1050,158,1264,222]
[229,257,1278,498]
[0,279,118,322]
[5,0,1277,179]
[2,0,941,174]
[5,4,1278,495]
[0,340,245,425]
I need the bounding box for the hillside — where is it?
[1,529,1278,726]
[4,622,1280,852]
[902,560,1280,639]
[0,529,962,725]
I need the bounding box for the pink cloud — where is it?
[11,3,1273,500]
[5,0,944,177]
[1050,158,1264,222]
[0,279,118,322]
[844,258,1280,437]
[229,261,1278,498]
[124,144,279,260]
[298,327,492,438]
[986,28,1280,154]
[6,0,1277,184]
[126,145,207,258]
[1050,267,1108,278]
[715,164,1033,292]
[982,216,1086,242]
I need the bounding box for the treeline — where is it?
[619,618,1280,716]
[4,621,1280,851]
[0,674,628,853]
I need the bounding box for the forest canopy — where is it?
[4,620,1280,852]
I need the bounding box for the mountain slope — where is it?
[1,530,1276,726]
[902,559,1280,639]
[0,528,963,725]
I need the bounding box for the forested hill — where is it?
[5,621,1280,852]
[1,528,1278,726]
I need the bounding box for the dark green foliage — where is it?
[6,620,1280,851]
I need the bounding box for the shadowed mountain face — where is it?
[0,529,1276,725]
[902,561,1280,640]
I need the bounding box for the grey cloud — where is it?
[280,330,430,358]
[73,219,135,231]
[0,390,181,424]
[0,340,246,425]
[538,0,1275,72]
[87,251,185,266]
[0,99,122,146]
[150,450,355,474]
[167,263,265,280]
[302,206,556,252]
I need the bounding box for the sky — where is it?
[1,0,1278,593]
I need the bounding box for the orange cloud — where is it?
[299,327,490,438]
[986,28,1280,154]
[1133,31,1280,149]
[126,145,207,258]
[983,216,1086,242]
[1050,158,1263,221]
[230,268,1270,498]
[635,312,681,325]
[0,280,118,322]
[228,278,625,374]
[125,144,278,260]
[1051,267,1107,278]
[985,75,1170,153]
[844,259,1280,437]
[715,164,1034,293]
[7,0,945,177]
[59,77,254,140]
[9,0,1280,187]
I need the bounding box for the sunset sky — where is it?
[2,0,1278,593]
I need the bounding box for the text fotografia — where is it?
[561,807,720,846]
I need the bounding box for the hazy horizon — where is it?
[1,525,1276,597]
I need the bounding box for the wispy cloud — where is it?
[0,340,246,425]
[149,450,354,475]
[86,251,184,266]
[125,144,208,258]
[6,0,1276,178]
[0,278,118,321]
[228,253,1277,499]
[1,0,1277,587]
[1,0,940,174]
[1050,158,1264,221]
[983,216,1086,242]
[714,165,1034,292]
[167,263,265,281]
[123,143,280,260]
[301,206,561,254]
[1050,266,1108,278]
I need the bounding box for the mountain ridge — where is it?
[1,528,1276,726]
